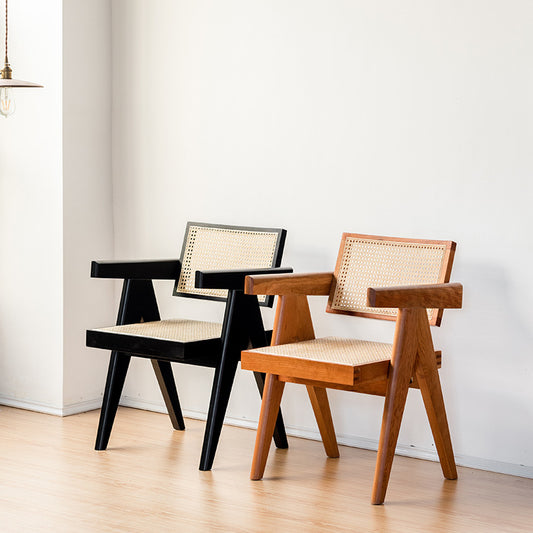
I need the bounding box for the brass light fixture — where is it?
[0,0,42,117]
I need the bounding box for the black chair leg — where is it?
[199,354,240,471]
[151,360,185,430]
[95,351,131,450]
[254,371,289,449]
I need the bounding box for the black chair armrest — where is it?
[195,267,293,290]
[91,259,181,280]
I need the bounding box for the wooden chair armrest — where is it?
[91,259,181,280]
[367,283,463,309]
[245,272,334,296]
[195,267,293,290]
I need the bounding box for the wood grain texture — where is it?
[245,272,334,296]
[306,386,340,458]
[414,310,457,480]
[250,374,286,480]
[270,294,316,345]
[367,283,463,310]
[1,407,532,532]
[372,308,420,505]
[241,351,358,386]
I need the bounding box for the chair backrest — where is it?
[326,233,456,326]
[173,222,286,307]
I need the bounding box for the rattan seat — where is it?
[95,320,223,344]
[86,222,290,471]
[249,337,393,365]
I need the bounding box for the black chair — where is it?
[86,222,291,470]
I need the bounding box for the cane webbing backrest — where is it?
[174,222,286,306]
[327,234,456,326]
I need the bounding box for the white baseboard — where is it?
[0,396,102,417]
[62,398,103,416]
[3,394,532,480]
[119,396,533,480]
[0,396,64,416]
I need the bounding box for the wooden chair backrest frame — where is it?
[173,221,286,307]
[326,233,456,326]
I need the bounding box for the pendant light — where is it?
[0,0,42,117]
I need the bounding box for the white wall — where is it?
[63,0,114,413]
[112,0,533,477]
[0,0,63,411]
[0,0,115,415]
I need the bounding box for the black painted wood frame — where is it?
[87,224,291,471]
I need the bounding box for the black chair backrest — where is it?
[173,222,286,307]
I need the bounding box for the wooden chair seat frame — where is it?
[242,261,462,504]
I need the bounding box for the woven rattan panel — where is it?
[248,336,392,366]
[329,237,448,321]
[94,319,222,343]
[176,225,279,301]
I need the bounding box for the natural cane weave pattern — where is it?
[94,319,222,343]
[176,224,280,302]
[329,236,450,322]
[248,337,392,366]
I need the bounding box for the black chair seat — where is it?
[87,319,223,365]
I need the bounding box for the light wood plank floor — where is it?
[0,406,531,532]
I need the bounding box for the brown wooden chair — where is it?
[241,233,462,504]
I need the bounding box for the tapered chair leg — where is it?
[251,374,286,480]
[245,294,289,451]
[151,360,185,431]
[254,372,288,449]
[95,351,131,450]
[372,308,419,505]
[199,354,240,471]
[415,315,457,480]
[307,386,339,458]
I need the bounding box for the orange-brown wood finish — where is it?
[270,294,316,345]
[371,308,421,505]
[306,386,340,458]
[242,233,462,505]
[414,310,457,480]
[245,272,334,296]
[250,373,286,480]
[242,351,359,385]
[367,283,463,310]
[249,293,328,480]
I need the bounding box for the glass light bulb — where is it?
[0,87,16,117]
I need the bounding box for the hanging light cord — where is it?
[4,0,8,63]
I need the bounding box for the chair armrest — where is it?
[367,283,463,309]
[91,259,181,280]
[195,267,293,290]
[245,272,334,296]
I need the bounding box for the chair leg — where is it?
[95,351,131,450]
[245,294,289,451]
[306,386,339,458]
[198,354,240,471]
[251,374,285,480]
[151,360,185,431]
[415,315,457,480]
[254,372,288,449]
[372,308,419,505]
